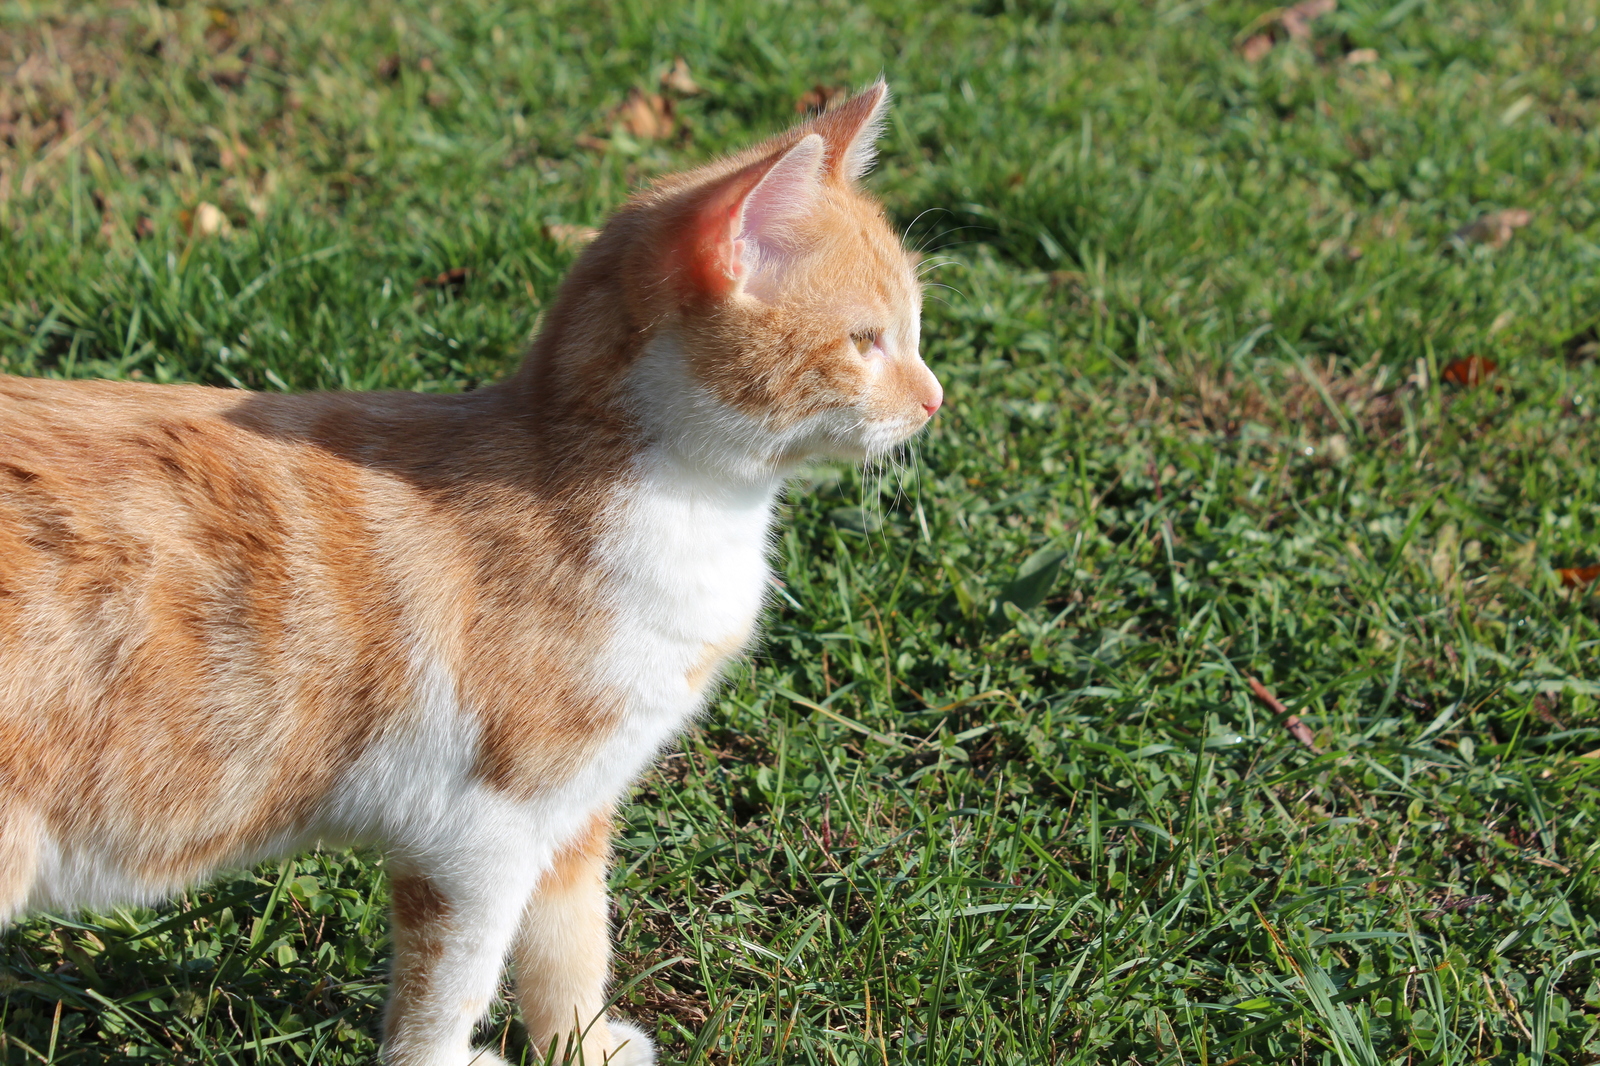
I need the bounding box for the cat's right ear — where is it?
[677,133,825,299]
[811,79,890,182]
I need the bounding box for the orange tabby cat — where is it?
[0,80,939,1065]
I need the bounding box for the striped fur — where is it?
[0,80,938,1066]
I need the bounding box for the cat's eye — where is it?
[851,331,880,356]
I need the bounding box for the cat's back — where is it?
[0,374,409,611]
[0,376,468,890]
[0,373,297,635]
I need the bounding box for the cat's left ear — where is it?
[680,133,826,298]
[811,79,890,182]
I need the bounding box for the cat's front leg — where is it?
[513,810,655,1066]
[382,865,534,1066]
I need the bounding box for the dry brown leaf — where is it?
[1441,355,1497,386]
[1453,208,1532,248]
[1240,0,1334,60]
[218,139,249,169]
[1558,564,1600,589]
[1281,0,1336,39]
[415,267,470,292]
[612,89,674,141]
[1239,33,1276,61]
[543,223,599,251]
[659,57,701,96]
[796,84,848,114]
[1343,47,1379,65]
[1284,716,1320,751]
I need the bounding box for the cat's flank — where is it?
[0,82,938,1065]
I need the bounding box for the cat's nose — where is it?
[922,398,941,415]
[921,380,943,416]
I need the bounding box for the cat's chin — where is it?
[858,422,932,461]
[776,419,928,468]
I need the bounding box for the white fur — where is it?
[602,1021,657,1065]
[286,358,797,1064]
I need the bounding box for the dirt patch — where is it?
[0,7,134,156]
[0,4,293,213]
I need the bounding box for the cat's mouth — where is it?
[861,410,937,457]
[780,405,934,465]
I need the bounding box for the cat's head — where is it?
[593,81,940,479]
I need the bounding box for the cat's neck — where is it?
[501,272,798,494]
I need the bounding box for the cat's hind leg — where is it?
[513,811,655,1066]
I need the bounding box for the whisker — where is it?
[916,255,960,272]
[914,225,985,254]
[903,207,955,254]
[921,282,968,302]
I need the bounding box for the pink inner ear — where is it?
[737,134,825,274]
[681,172,761,295]
[682,134,825,297]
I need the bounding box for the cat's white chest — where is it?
[595,453,778,733]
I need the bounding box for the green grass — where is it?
[4,0,1600,1062]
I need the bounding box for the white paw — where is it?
[603,1020,656,1066]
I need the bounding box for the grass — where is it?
[3,0,1600,1062]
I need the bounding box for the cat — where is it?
[0,79,939,1065]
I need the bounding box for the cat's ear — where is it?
[681,133,825,297]
[812,79,890,182]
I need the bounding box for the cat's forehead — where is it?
[802,191,918,308]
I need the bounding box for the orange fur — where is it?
[0,81,938,1066]
[514,810,619,1062]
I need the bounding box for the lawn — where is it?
[3,0,1600,1063]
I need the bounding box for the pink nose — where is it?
[922,399,941,415]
